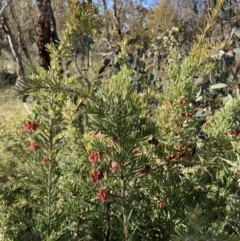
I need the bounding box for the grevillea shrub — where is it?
[1,0,240,240]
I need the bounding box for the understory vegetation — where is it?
[1,0,240,240]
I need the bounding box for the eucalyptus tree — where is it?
[0,0,61,79]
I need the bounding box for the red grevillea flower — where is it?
[27,141,39,151]
[140,165,151,175]
[88,151,98,166]
[96,189,111,202]
[42,157,51,163]
[88,151,104,165]
[23,121,38,132]
[90,170,104,185]
[111,161,120,173]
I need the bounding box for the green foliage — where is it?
[172,204,239,241]
[61,0,101,50]
[97,25,188,94]
[2,0,240,240]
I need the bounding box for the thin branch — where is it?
[217,156,239,168]
[95,51,114,57]
[1,1,26,80]
[0,0,13,17]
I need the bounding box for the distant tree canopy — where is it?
[0,0,238,78]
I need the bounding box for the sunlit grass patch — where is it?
[0,87,28,123]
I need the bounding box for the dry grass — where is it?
[0,86,28,123]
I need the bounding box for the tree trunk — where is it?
[10,3,32,63]
[35,0,60,70]
[112,0,123,41]
[0,0,26,81]
[102,0,110,41]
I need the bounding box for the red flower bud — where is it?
[88,151,98,166]
[90,170,104,184]
[96,188,111,202]
[42,157,51,163]
[111,161,120,173]
[27,141,39,151]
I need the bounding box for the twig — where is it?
[0,0,13,17]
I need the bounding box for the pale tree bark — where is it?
[112,0,123,41]
[35,0,60,70]
[0,0,12,16]
[0,0,26,81]
[10,3,32,62]
[102,0,110,41]
[109,0,148,42]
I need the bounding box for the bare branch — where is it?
[112,0,123,40]
[0,0,13,17]
[99,37,112,50]
[0,0,26,80]
[95,51,114,57]
[1,16,25,80]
